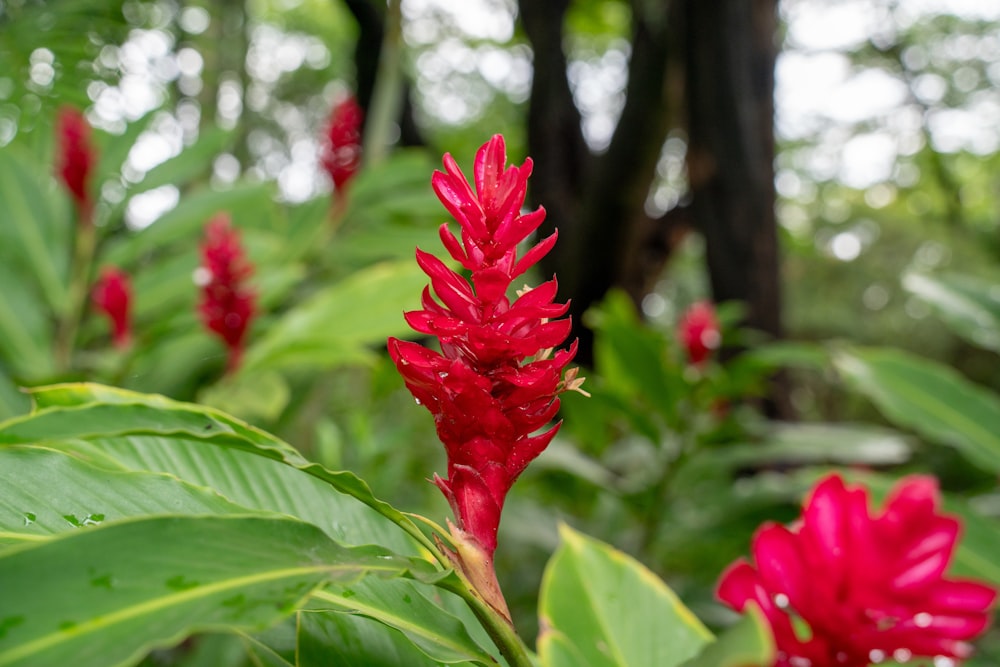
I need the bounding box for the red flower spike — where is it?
[678,300,720,366]
[717,473,997,667]
[388,135,584,617]
[320,95,363,192]
[91,266,132,349]
[56,107,97,223]
[197,214,256,374]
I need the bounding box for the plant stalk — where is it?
[362,0,403,167]
[448,580,535,667]
[54,216,97,372]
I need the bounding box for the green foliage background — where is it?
[1,0,999,664]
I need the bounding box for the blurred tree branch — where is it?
[341,0,424,146]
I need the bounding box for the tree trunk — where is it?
[519,0,678,365]
[342,0,423,146]
[682,0,790,415]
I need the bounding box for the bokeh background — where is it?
[2,0,1000,661]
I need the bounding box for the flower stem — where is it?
[362,0,403,167]
[54,215,97,372]
[442,576,534,667]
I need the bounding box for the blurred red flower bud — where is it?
[197,214,256,374]
[320,95,363,192]
[92,266,132,349]
[56,107,97,223]
[678,300,720,365]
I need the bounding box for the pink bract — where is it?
[678,300,720,366]
[717,473,997,666]
[56,107,96,222]
[92,266,133,349]
[388,134,581,557]
[320,95,363,191]
[197,214,256,374]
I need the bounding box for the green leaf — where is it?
[0,261,55,379]
[297,610,475,667]
[679,606,774,667]
[0,446,258,547]
[345,149,437,217]
[239,626,296,667]
[538,525,712,667]
[310,578,496,664]
[0,371,28,421]
[0,386,504,666]
[8,383,434,554]
[833,347,1000,473]
[70,437,500,665]
[241,260,427,372]
[0,515,415,667]
[715,422,911,468]
[902,271,1000,353]
[54,434,418,554]
[197,371,291,423]
[1,395,301,461]
[101,183,276,267]
[40,437,498,666]
[948,500,1000,587]
[731,341,829,373]
[135,632,250,667]
[0,145,68,313]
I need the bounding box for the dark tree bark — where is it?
[682,0,790,416]
[342,0,424,146]
[682,0,782,342]
[518,0,588,284]
[519,0,681,365]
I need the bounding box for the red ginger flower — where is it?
[56,107,97,223]
[388,135,581,562]
[92,266,132,349]
[320,95,363,191]
[678,300,720,365]
[197,214,256,374]
[717,474,996,667]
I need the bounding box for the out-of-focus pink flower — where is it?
[678,300,720,365]
[197,214,256,374]
[717,473,997,667]
[388,135,584,563]
[320,95,363,191]
[56,107,97,222]
[92,266,132,349]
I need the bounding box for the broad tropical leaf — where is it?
[0,446,254,549]
[903,271,1000,353]
[310,578,496,664]
[241,260,428,372]
[0,145,68,314]
[538,525,712,667]
[833,347,1000,473]
[296,609,476,667]
[0,384,502,665]
[5,383,432,551]
[0,515,422,667]
[679,605,774,667]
